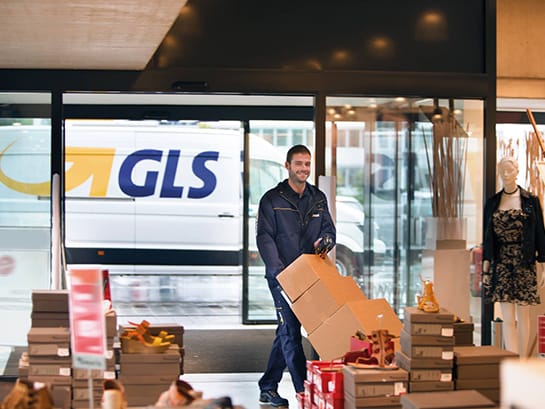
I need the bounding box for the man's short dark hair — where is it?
[286,144,311,163]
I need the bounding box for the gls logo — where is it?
[119,149,219,198]
[0,141,220,199]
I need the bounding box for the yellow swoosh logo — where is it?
[0,141,115,196]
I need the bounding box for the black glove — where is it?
[315,235,334,258]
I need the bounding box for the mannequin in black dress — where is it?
[482,157,545,357]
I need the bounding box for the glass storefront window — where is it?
[0,93,51,351]
[325,97,484,337]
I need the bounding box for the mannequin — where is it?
[482,157,545,357]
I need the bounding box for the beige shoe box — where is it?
[400,330,455,346]
[408,380,454,392]
[32,290,69,312]
[28,364,71,377]
[119,343,180,363]
[27,327,70,343]
[343,366,408,398]
[395,351,454,370]
[343,394,401,409]
[400,389,496,408]
[404,306,456,324]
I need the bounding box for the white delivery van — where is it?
[0,121,385,278]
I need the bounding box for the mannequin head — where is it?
[498,157,519,189]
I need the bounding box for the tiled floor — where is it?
[183,372,297,409]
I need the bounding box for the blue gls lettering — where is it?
[160,150,184,198]
[188,151,219,199]
[120,149,162,197]
[118,149,219,199]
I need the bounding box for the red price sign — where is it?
[539,315,545,357]
[69,268,106,369]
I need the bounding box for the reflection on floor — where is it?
[183,372,297,409]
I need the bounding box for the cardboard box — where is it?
[28,364,71,377]
[292,275,366,334]
[403,321,454,337]
[308,298,402,361]
[453,345,518,365]
[456,363,499,379]
[32,290,69,312]
[400,333,453,359]
[453,322,474,346]
[343,365,408,384]
[28,343,71,357]
[343,366,408,398]
[277,254,340,302]
[313,364,344,396]
[406,368,453,382]
[403,307,455,324]
[50,385,71,409]
[395,351,454,369]
[27,327,70,343]
[28,375,72,386]
[408,381,454,392]
[455,379,499,389]
[400,389,496,409]
[400,330,454,346]
[119,344,180,364]
[343,393,401,409]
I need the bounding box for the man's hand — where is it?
[314,235,333,258]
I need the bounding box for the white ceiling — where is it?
[0,0,187,70]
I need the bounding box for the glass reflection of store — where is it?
[325,97,484,325]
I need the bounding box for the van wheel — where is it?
[335,247,361,278]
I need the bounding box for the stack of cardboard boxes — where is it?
[278,254,403,409]
[277,254,402,361]
[453,345,517,405]
[118,339,182,406]
[396,307,455,393]
[116,322,184,406]
[21,290,119,409]
[25,326,72,409]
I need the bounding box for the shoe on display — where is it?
[259,390,289,407]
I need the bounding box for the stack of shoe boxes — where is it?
[71,310,118,409]
[303,360,344,409]
[397,307,455,393]
[453,345,518,405]
[118,343,182,406]
[452,322,474,346]
[31,290,71,328]
[400,389,497,409]
[146,323,185,374]
[343,365,408,409]
[26,290,72,409]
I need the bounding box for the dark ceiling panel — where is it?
[148,0,485,73]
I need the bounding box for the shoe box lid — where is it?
[454,345,518,364]
[395,351,454,369]
[400,389,496,408]
[404,307,456,324]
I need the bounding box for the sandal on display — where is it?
[126,320,176,343]
[416,278,440,313]
[119,333,171,354]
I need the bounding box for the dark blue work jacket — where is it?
[256,179,336,281]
